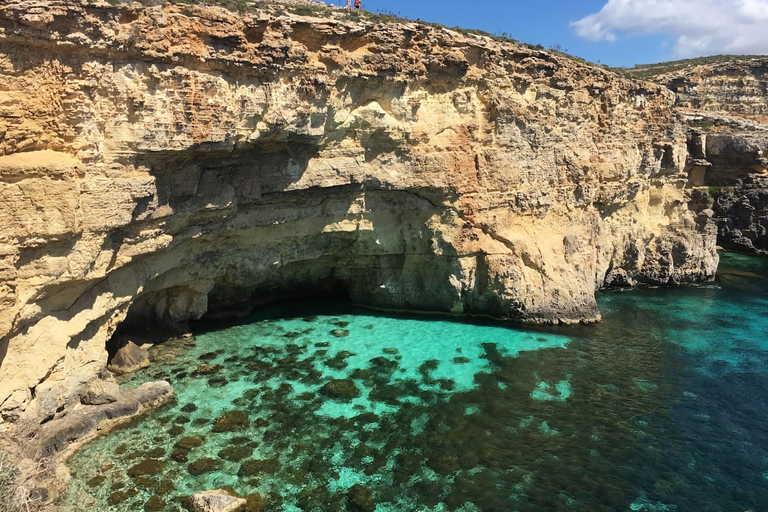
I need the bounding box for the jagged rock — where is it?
[108,341,150,376]
[189,489,247,512]
[654,58,768,117]
[81,379,120,405]
[0,0,718,422]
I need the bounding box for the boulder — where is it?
[189,489,246,512]
[108,340,150,376]
[81,379,120,405]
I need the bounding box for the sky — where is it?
[335,0,768,67]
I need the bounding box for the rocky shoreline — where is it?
[0,1,766,509]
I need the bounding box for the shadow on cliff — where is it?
[134,135,323,213]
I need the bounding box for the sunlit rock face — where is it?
[0,0,717,421]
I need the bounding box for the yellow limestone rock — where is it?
[0,0,718,420]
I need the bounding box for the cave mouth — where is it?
[107,279,352,359]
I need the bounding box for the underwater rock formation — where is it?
[0,0,717,421]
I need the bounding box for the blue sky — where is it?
[344,0,768,68]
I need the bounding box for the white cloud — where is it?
[571,0,768,58]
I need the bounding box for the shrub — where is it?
[0,452,24,512]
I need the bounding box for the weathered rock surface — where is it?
[28,380,172,459]
[0,0,717,421]
[678,110,768,254]
[648,56,768,254]
[190,489,247,512]
[80,378,120,405]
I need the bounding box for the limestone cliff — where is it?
[651,59,768,253]
[654,58,768,118]
[683,111,768,253]
[0,0,717,421]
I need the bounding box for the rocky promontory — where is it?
[0,0,717,424]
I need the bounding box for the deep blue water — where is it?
[63,252,768,511]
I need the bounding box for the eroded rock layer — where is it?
[0,0,717,421]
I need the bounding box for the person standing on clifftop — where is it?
[355,0,360,12]
[346,0,351,12]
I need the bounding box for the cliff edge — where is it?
[0,0,717,422]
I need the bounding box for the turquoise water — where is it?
[63,252,768,511]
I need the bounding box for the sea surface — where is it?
[63,252,768,512]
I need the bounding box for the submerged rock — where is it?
[243,493,269,512]
[212,411,250,432]
[218,445,253,462]
[127,458,165,478]
[144,495,165,511]
[86,475,106,488]
[193,364,223,376]
[347,484,376,512]
[237,458,281,478]
[181,403,198,413]
[188,458,222,476]
[190,489,246,512]
[176,436,205,449]
[319,379,361,401]
[170,449,189,463]
[108,491,130,506]
[329,329,350,338]
[208,377,229,388]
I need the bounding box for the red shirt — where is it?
[355,0,360,6]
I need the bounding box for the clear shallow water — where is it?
[63,252,768,512]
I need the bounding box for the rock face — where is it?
[80,378,120,405]
[676,108,768,254]
[655,58,768,118]
[649,57,768,254]
[685,121,768,254]
[0,0,717,420]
